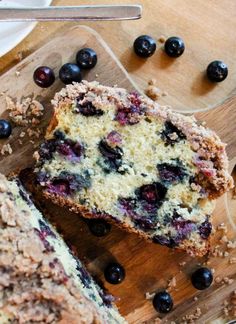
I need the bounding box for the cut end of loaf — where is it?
[33,81,233,257]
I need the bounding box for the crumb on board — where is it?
[227,240,236,249]
[15,71,20,77]
[179,261,186,267]
[145,291,155,300]
[167,276,177,291]
[15,51,23,62]
[1,143,13,156]
[217,223,228,233]
[215,276,234,285]
[145,81,168,101]
[5,96,44,126]
[193,296,198,302]
[229,257,236,264]
[182,307,202,322]
[223,290,236,317]
[158,35,166,43]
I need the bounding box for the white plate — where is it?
[0,0,53,57]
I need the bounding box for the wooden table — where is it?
[1,1,236,323]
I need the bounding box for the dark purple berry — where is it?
[104,263,125,285]
[59,63,82,85]
[133,35,156,58]
[0,119,12,139]
[138,183,167,204]
[49,178,71,195]
[153,291,173,313]
[38,219,56,238]
[76,262,92,288]
[157,163,186,183]
[172,216,195,240]
[76,48,97,69]
[198,219,212,239]
[98,140,122,160]
[191,267,213,290]
[53,130,65,140]
[206,60,228,82]
[75,99,104,117]
[164,36,185,58]
[33,66,55,88]
[38,139,57,160]
[161,121,186,145]
[152,235,177,248]
[87,219,111,237]
[134,217,155,230]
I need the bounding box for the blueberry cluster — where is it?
[33,48,97,88]
[133,35,228,82]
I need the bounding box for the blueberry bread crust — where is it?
[0,174,125,324]
[34,81,233,257]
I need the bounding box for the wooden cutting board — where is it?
[0,26,236,323]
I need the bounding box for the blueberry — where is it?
[87,219,111,237]
[59,63,82,84]
[157,163,186,183]
[191,267,213,290]
[153,291,173,313]
[198,219,212,239]
[138,183,167,204]
[161,121,186,146]
[206,60,228,82]
[0,120,12,139]
[76,48,97,69]
[104,263,125,284]
[98,140,122,160]
[33,66,55,88]
[76,99,104,117]
[164,36,185,58]
[152,235,177,248]
[133,35,156,58]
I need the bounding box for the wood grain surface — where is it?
[0,25,236,323]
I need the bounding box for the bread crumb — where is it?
[158,35,166,43]
[182,307,202,322]
[6,96,44,127]
[229,257,236,264]
[15,51,23,62]
[220,235,228,243]
[167,276,177,290]
[227,240,236,249]
[148,79,157,86]
[19,132,25,138]
[193,296,198,301]
[215,276,222,284]
[179,261,186,267]
[15,71,20,77]
[1,143,13,155]
[145,291,155,300]
[217,223,228,233]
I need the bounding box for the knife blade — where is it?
[0,5,142,22]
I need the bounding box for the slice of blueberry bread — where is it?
[34,81,233,257]
[0,174,125,324]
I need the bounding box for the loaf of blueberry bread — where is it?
[34,81,233,257]
[0,174,125,324]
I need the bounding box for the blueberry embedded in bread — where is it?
[0,174,125,323]
[34,81,233,257]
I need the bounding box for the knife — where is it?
[0,5,142,22]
